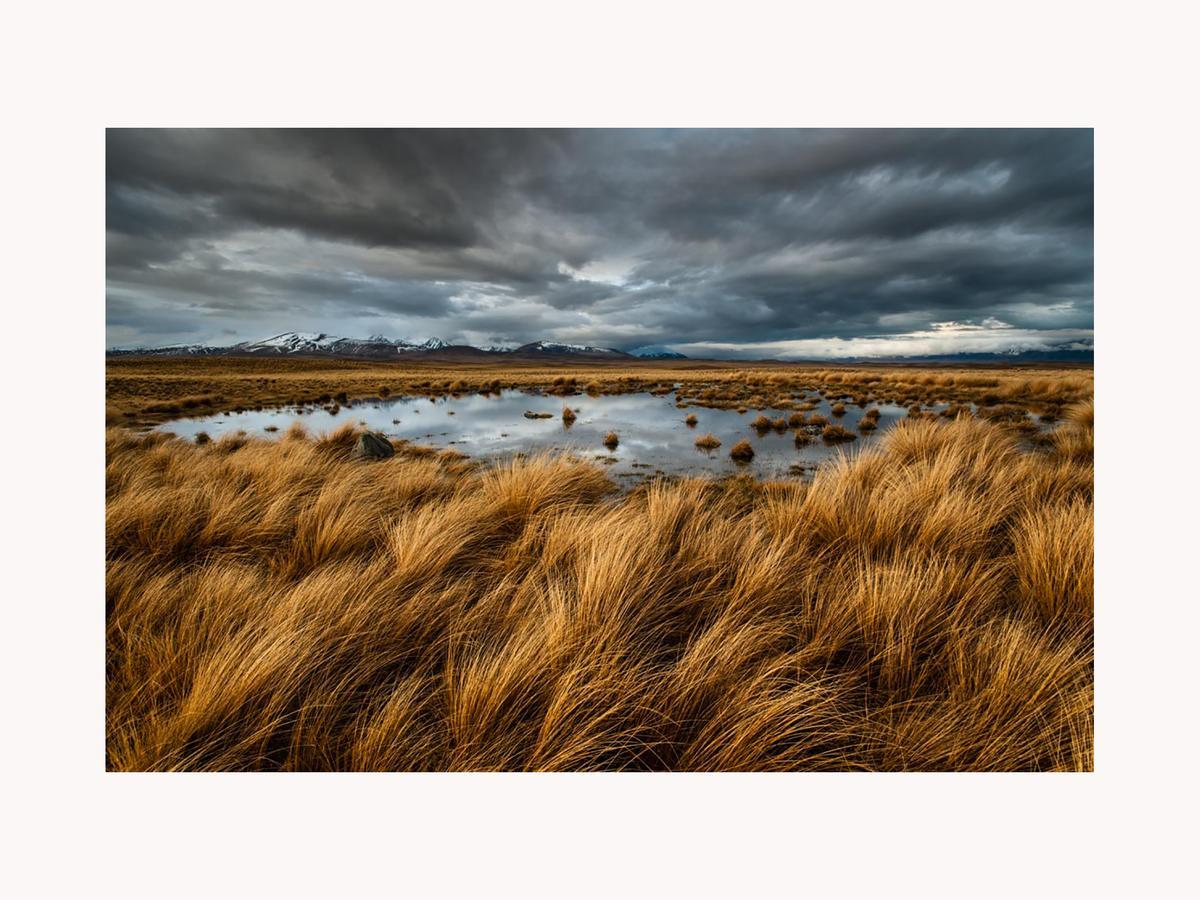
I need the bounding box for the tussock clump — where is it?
[831,402,846,417]
[193,431,210,445]
[1065,398,1094,430]
[787,412,805,428]
[751,414,772,432]
[694,433,721,450]
[1050,401,1093,463]
[729,438,755,462]
[685,413,699,427]
[562,406,577,424]
[1012,498,1093,626]
[603,431,620,449]
[822,424,857,443]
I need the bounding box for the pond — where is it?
[157,389,945,482]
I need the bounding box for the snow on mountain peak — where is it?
[523,340,622,355]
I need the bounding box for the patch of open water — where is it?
[157,389,969,481]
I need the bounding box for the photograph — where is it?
[13,3,1197,892]
[105,127,1094,772]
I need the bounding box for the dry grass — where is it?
[562,406,577,425]
[603,431,620,449]
[106,384,1092,771]
[694,433,722,450]
[728,438,756,462]
[822,424,857,443]
[106,417,1092,771]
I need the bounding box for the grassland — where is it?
[106,355,1092,427]
[106,360,1093,771]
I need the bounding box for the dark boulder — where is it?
[352,432,395,460]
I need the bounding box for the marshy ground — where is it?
[105,359,1093,771]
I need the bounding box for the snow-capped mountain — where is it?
[232,332,453,356]
[514,341,633,358]
[109,332,639,359]
[106,343,225,357]
[108,331,459,358]
[632,346,688,359]
[237,332,347,354]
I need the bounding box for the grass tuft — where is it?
[729,438,755,462]
[822,424,857,443]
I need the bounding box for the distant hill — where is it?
[107,332,1091,365]
[510,341,633,360]
[108,332,634,361]
[835,346,1093,365]
[632,346,688,359]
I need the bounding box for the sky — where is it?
[106,129,1093,358]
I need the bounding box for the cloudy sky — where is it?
[106,129,1093,358]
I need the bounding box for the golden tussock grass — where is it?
[728,438,756,462]
[694,433,721,450]
[107,410,1092,771]
[822,423,857,443]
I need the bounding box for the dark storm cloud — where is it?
[106,128,1093,355]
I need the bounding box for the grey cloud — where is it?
[106,129,1092,354]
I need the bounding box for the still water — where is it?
[158,389,924,481]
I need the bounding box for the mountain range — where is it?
[106,332,665,360]
[107,331,1092,364]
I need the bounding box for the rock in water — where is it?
[352,432,395,460]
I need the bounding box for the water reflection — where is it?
[157,389,930,481]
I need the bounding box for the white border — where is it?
[5,0,1197,895]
